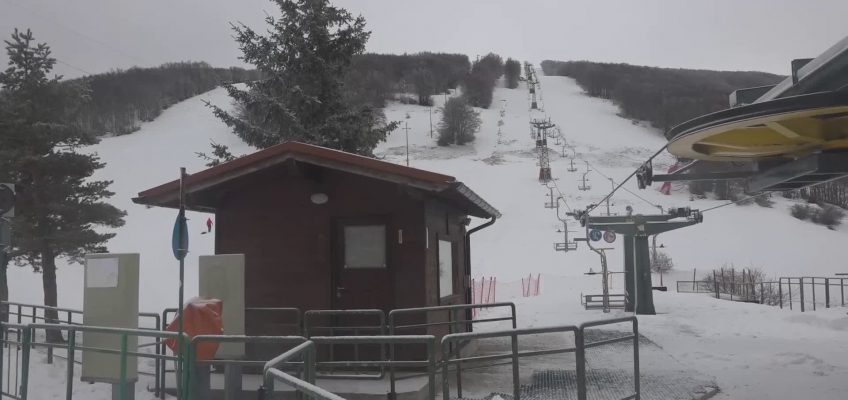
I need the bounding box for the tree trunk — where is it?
[41,247,64,343]
[0,251,8,323]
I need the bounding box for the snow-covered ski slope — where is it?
[8,74,848,399]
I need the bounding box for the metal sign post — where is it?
[171,168,189,395]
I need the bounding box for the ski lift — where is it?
[636,160,653,189]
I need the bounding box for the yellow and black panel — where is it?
[666,91,848,161]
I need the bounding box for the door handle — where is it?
[336,287,346,299]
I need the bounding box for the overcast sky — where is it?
[2,0,847,79]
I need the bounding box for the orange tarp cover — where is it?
[165,297,224,361]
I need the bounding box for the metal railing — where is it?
[388,302,517,335]
[245,307,303,335]
[678,277,848,311]
[0,323,28,400]
[441,316,639,400]
[1,301,160,330]
[387,303,516,398]
[1,322,188,400]
[675,281,713,293]
[159,306,303,397]
[303,309,386,379]
[187,334,307,400]
[582,294,627,310]
[0,302,163,394]
[261,335,437,400]
[779,277,848,311]
[576,317,640,400]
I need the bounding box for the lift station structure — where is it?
[643,35,848,190]
[611,35,848,314]
[574,208,703,314]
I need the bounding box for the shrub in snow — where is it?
[701,265,785,306]
[790,204,813,220]
[753,193,774,208]
[651,251,674,273]
[437,97,481,146]
[811,204,845,229]
[729,188,754,205]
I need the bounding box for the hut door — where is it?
[334,220,393,311]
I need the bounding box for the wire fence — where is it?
[676,275,848,311]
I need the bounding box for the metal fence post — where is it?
[811,278,817,311]
[427,340,436,400]
[633,318,640,400]
[119,334,128,400]
[441,344,450,400]
[20,327,31,400]
[779,279,783,309]
[0,325,5,396]
[789,279,793,310]
[511,332,520,400]
[575,328,586,400]
[66,329,76,400]
[825,278,830,308]
[800,278,805,312]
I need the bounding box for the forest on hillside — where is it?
[344,52,470,107]
[67,53,494,138]
[70,62,259,136]
[540,60,784,132]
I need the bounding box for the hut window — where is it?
[344,225,387,268]
[438,240,454,298]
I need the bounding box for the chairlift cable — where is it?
[586,144,668,214]
[583,160,664,211]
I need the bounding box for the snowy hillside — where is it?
[8,73,848,399]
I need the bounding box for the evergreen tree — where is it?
[0,29,125,339]
[437,97,480,146]
[504,58,521,89]
[207,0,397,156]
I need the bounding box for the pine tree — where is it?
[0,29,125,339]
[207,0,397,156]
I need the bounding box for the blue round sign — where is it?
[589,229,603,242]
[172,208,189,261]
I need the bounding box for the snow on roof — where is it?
[133,141,500,218]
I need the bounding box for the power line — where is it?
[1,0,146,65]
[55,58,92,75]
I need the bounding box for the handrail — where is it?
[303,309,386,379]
[442,324,578,400]
[262,335,437,400]
[188,334,307,400]
[388,302,517,332]
[441,317,639,400]
[2,322,190,400]
[387,302,516,397]
[577,316,639,400]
